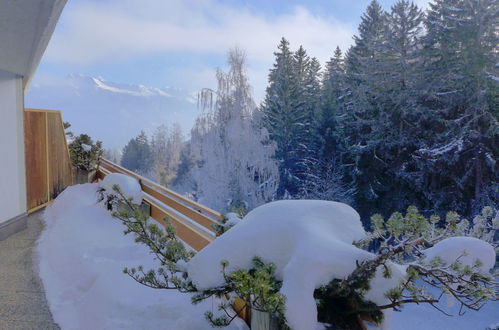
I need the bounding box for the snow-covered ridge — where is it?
[91,76,172,97]
[26,73,200,149]
[63,73,194,100]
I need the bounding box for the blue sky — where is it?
[34,0,429,102]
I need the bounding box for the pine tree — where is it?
[319,46,346,162]
[121,131,153,175]
[370,0,425,213]
[413,0,499,215]
[343,0,390,217]
[262,39,317,197]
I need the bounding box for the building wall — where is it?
[0,69,27,224]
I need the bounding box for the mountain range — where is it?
[26,74,200,149]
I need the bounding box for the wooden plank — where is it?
[46,112,73,199]
[27,200,53,214]
[99,158,222,220]
[100,160,218,232]
[145,198,214,251]
[96,167,215,250]
[24,108,61,113]
[24,111,49,210]
[141,184,217,233]
[58,111,74,185]
[25,109,74,210]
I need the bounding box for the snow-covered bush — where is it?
[107,185,497,330]
[97,173,143,210]
[68,133,103,171]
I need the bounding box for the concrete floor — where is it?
[0,211,59,329]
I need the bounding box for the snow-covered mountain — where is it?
[26,74,200,149]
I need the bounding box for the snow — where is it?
[187,200,407,330]
[81,143,91,152]
[418,138,463,157]
[424,236,496,274]
[37,185,498,330]
[390,286,499,330]
[226,212,242,226]
[98,173,143,205]
[92,77,172,98]
[38,183,248,330]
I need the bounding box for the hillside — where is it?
[26,74,199,149]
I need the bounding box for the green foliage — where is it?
[121,131,153,175]
[211,214,233,237]
[109,185,195,292]
[353,206,498,322]
[200,257,287,328]
[315,267,384,329]
[68,133,103,171]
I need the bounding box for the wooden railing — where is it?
[95,158,222,251]
[96,158,251,322]
[24,108,74,212]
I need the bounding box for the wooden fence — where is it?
[24,108,74,212]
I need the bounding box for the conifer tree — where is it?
[262,38,301,197]
[319,46,346,162]
[414,0,499,215]
[121,131,153,175]
[343,0,390,217]
[262,39,320,197]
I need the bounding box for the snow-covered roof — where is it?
[0,0,66,88]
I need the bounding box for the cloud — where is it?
[45,0,355,66]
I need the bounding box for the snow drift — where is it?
[38,183,247,330]
[424,236,496,274]
[187,200,407,330]
[37,182,498,329]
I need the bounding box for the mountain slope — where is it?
[26,74,200,149]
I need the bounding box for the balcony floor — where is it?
[0,210,59,329]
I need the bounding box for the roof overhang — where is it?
[0,0,66,89]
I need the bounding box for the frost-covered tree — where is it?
[341,0,392,218]
[165,123,184,185]
[191,48,279,212]
[102,148,121,164]
[319,47,346,161]
[150,124,184,187]
[299,157,355,205]
[339,0,430,218]
[411,0,499,215]
[151,125,169,184]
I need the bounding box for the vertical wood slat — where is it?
[24,109,74,212]
[25,111,49,210]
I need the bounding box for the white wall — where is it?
[0,69,26,223]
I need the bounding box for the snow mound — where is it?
[38,183,247,330]
[187,200,406,330]
[99,173,143,204]
[424,236,496,274]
